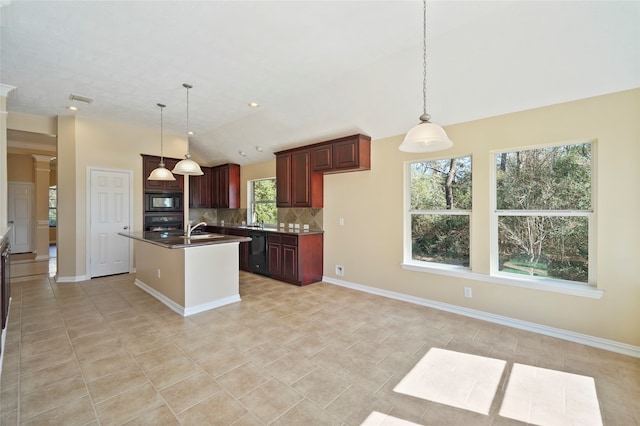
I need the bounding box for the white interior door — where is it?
[89,169,131,278]
[8,182,34,254]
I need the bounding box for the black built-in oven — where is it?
[145,192,182,212]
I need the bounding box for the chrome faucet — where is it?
[187,222,207,238]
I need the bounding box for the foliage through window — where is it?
[249,178,277,225]
[49,185,57,227]
[408,156,472,267]
[494,142,593,284]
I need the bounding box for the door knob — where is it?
[123,226,129,230]
[8,221,14,224]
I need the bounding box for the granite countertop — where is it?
[207,224,324,235]
[0,227,10,243]
[118,230,251,249]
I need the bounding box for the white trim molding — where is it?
[401,262,604,299]
[0,84,16,97]
[323,275,639,358]
[135,278,240,317]
[55,275,89,283]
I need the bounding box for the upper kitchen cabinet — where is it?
[275,149,323,208]
[211,163,240,208]
[311,134,371,173]
[189,166,211,208]
[142,154,183,192]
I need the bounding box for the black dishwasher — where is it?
[248,231,269,276]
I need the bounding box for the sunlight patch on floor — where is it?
[499,363,602,426]
[360,411,423,426]
[393,348,506,415]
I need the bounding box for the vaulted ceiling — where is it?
[2,1,638,165]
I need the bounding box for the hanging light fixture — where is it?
[172,83,204,175]
[399,0,453,153]
[148,103,176,181]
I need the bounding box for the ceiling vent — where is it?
[68,93,94,104]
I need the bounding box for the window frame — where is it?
[247,177,277,226]
[489,140,597,287]
[49,185,57,227]
[403,155,472,272]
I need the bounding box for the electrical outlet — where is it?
[157,269,161,278]
[335,265,344,276]
[339,218,344,226]
[464,287,472,298]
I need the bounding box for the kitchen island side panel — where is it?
[184,242,240,308]
[134,240,186,306]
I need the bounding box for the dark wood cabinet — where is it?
[142,154,183,192]
[267,232,323,286]
[1,237,10,332]
[189,167,211,208]
[225,227,250,272]
[276,153,292,207]
[275,150,323,208]
[211,164,240,208]
[311,134,371,174]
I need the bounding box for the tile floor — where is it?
[0,270,639,425]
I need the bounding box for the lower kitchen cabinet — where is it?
[268,232,323,286]
[225,228,250,272]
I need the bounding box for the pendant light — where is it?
[172,83,204,175]
[399,0,453,153]
[147,103,176,181]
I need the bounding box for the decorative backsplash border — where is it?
[189,207,323,230]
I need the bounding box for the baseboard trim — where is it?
[134,279,241,317]
[183,295,241,316]
[55,275,89,283]
[135,279,185,316]
[323,276,640,358]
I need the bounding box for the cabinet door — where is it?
[189,167,211,208]
[276,154,292,207]
[281,244,298,282]
[291,150,311,207]
[333,138,359,169]
[143,156,165,191]
[267,242,282,277]
[163,158,184,192]
[218,166,229,208]
[311,144,332,172]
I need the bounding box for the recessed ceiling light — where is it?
[187,131,195,136]
[238,150,246,157]
[67,106,79,111]
[248,102,259,108]
[255,146,263,152]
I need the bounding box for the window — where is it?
[49,185,57,227]
[248,178,277,225]
[406,156,472,267]
[493,142,594,285]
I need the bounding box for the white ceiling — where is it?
[1,1,638,166]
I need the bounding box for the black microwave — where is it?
[145,193,183,212]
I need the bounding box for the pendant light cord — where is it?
[421,0,431,123]
[183,83,193,158]
[159,103,165,165]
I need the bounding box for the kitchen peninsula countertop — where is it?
[119,230,251,249]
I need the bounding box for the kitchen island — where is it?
[119,231,250,316]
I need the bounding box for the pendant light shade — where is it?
[148,103,176,181]
[172,83,203,176]
[400,114,453,153]
[399,0,453,153]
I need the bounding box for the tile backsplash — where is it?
[189,208,323,230]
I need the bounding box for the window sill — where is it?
[400,261,604,299]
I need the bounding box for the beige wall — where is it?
[239,159,276,209]
[322,88,640,347]
[7,154,34,182]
